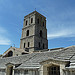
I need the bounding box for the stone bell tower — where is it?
[20,11,48,52]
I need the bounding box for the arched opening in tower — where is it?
[40,30,42,37]
[26,30,29,36]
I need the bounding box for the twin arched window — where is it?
[25,18,45,26]
[37,18,45,27]
[23,42,30,49]
[38,42,45,49]
[25,18,33,26]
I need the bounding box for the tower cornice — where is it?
[24,11,46,19]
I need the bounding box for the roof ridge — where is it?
[69,53,75,60]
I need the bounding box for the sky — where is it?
[0,0,75,54]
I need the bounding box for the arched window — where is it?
[43,22,44,26]
[26,30,29,36]
[26,20,28,25]
[40,30,42,37]
[31,18,33,23]
[39,42,40,48]
[28,42,30,47]
[24,43,25,48]
[43,43,44,49]
[37,18,39,24]
[8,51,13,57]
[48,65,60,75]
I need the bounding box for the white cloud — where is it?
[47,27,75,39]
[0,26,11,45]
[0,39,11,45]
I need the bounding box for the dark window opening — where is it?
[28,42,30,47]
[40,30,42,37]
[24,70,28,74]
[26,30,29,36]
[43,22,44,26]
[15,64,21,68]
[37,18,39,24]
[22,52,28,55]
[25,49,29,52]
[8,51,13,57]
[39,42,40,48]
[26,20,28,25]
[43,43,44,49]
[31,18,33,23]
[48,65,60,75]
[24,43,25,48]
[9,66,13,75]
[14,70,20,74]
[65,61,70,67]
[16,54,18,56]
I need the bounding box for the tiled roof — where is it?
[0,46,75,69]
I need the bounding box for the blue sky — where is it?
[0,0,75,54]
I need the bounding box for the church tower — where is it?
[20,11,48,52]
